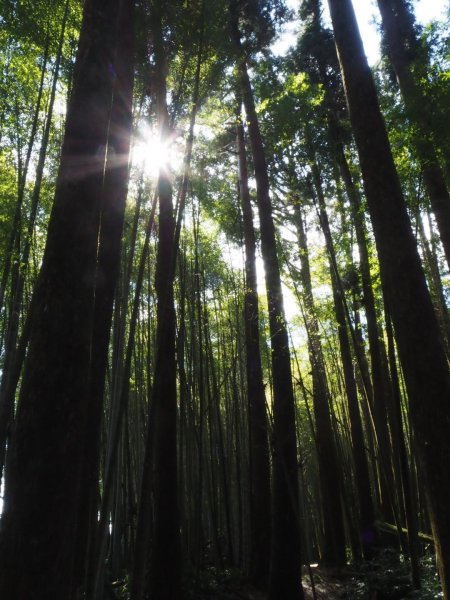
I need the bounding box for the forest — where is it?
[0,0,449,598]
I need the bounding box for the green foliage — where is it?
[334,549,443,599]
[0,150,17,251]
[422,15,450,166]
[233,0,292,56]
[1,0,449,596]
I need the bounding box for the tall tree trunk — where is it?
[309,155,376,557]
[377,0,450,268]
[112,191,158,600]
[230,7,304,596]
[0,0,70,489]
[236,109,271,587]
[298,0,396,527]
[74,0,135,593]
[327,1,450,596]
[384,307,421,588]
[293,198,347,565]
[134,3,182,598]
[330,130,396,525]
[0,35,50,316]
[132,8,205,595]
[0,0,124,597]
[416,210,450,353]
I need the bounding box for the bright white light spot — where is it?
[352,0,447,65]
[272,22,298,57]
[414,0,447,25]
[132,122,182,179]
[322,0,446,66]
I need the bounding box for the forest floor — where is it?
[182,549,443,600]
[110,549,441,599]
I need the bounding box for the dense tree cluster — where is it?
[0,0,449,598]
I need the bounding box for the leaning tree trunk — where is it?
[327,1,450,597]
[0,1,125,598]
[240,63,304,600]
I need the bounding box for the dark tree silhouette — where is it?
[0,1,133,598]
[327,0,450,596]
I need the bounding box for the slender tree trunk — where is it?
[327,2,450,596]
[385,308,421,588]
[0,35,50,316]
[192,214,208,573]
[330,132,397,525]
[134,3,181,598]
[230,8,304,596]
[236,106,271,587]
[102,190,158,600]
[377,0,450,268]
[416,211,450,353]
[133,9,204,595]
[310,159,376,558]
[294,197,348,565]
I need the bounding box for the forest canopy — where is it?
[0,0,449,599]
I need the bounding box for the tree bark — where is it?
[293,197,347,565]
[75,0,134,594]
[327,1,450,596]
[0,0,70,492]
[330,131,396,525]
[0,0,123,597]
[229,7,304,594]
[377,0,450,268]
[236,107,271,587]
[134,2,182,597]
[310,158,376,558]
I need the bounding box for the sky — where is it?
[352,0,448,64]
[273,0,449,62]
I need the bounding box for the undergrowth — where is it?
[110,548,443,599]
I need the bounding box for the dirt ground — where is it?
[185,551,441,600]
[199,566,418,600]
[195,570,350,599]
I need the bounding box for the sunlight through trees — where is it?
[0,0,449,598]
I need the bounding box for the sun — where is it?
[132,121,181,179]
